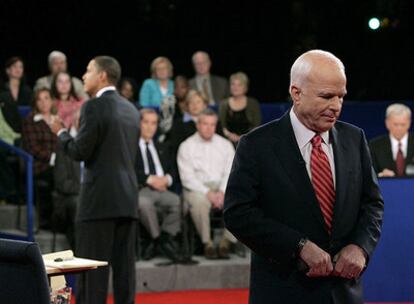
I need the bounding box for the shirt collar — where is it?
[389,133,408,147]
[290,108,330,148]
[96,86,116,98]
[140,137,153,146]
[33,114,44,122]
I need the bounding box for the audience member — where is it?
[223,49,383,304]
[34,50,88,100]
[22,88,58,229]
[52,108,81,249]
[0,56,32,106]
[177,109,237,259]
[369,103,414,177]
[51,71,85,129]
[135,108,182,262]
[167,90,223,154]
[118,77,139,103]
[189,51,229,105]
[219,72,261,146]
[173,75,190,121]
[139,56,174,107]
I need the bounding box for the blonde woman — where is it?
[139,56,174,107]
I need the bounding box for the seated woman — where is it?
[139,56,174,107]
[51,71,85,129]
[219,72,261,146]
[167,90,223,154]
[0,56,32,106]
[22,88,58,229]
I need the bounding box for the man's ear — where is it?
[290,85,301,106]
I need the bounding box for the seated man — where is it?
[177,108,237,259]
[370,103,414,177]
[136,108,182,262]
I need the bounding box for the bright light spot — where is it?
[369,18,381,30]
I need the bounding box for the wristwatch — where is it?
[296,237,308,257]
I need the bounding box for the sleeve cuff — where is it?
[57,128,68,137]
[49,152,56,166]
[166,174,173,187]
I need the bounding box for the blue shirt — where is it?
[139,79,174,107]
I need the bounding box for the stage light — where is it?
[368,17,380,30]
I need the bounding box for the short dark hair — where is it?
[93,56,121,85]
[140,108,159,121]
[5,56,23,69]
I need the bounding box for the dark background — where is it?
[1,0,413,103]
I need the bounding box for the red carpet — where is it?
[71,288,248,304]
[70,289,414,304]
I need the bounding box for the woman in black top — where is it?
[219,72,261,146]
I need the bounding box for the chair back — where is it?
[0,238,50,304]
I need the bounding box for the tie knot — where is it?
[145,141,150,146]
[311,135,322,148]
[398,141,402,148]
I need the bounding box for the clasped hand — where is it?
[299,241,366,279]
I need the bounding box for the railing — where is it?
[0,139,34,242]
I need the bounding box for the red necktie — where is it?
[310,135,335,233]
[396,141,405,176]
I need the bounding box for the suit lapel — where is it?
[330,126,351,236]
[273,113,327,231]
[384,137,396,171]
[406,134,414,167]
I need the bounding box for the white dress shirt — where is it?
[389,133,408,160]
[139,138,172,186]
[96,86,116,97]
[290,109,336,188]
[177,132,235,194]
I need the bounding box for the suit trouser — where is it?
[138,187,181,238]
[75,218,136,304]
[183,189,237,244]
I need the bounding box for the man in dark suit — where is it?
[369,103,414,177]
[189,51,229,105]
[50,56,140,304]
[136,108,182,262]
[224,50,384,304]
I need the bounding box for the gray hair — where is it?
[386,103,412,119]
[48,50,67,65]
[290,49,345,88]
[192,51,211,64]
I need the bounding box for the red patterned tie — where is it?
[310,135,335,233]
[396,141,405,176]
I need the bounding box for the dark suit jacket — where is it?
[189,74,230,104]
[369,133,414,176]
[135,141,177,190]
[59,90,140,222]
[224,111,384,304]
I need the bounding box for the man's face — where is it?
[386,114,411,140]
[193,53,211,76]
[140,112,158,140]
[82,60,102,97]
[197,115,217,140]
[291,63,347,133]
[50,57,67,75]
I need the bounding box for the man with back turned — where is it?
[51,56,140,304]
[224,50,384,304]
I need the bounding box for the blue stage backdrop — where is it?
[363,178,414,302]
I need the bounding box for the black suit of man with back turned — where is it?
[50,56,140,304]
